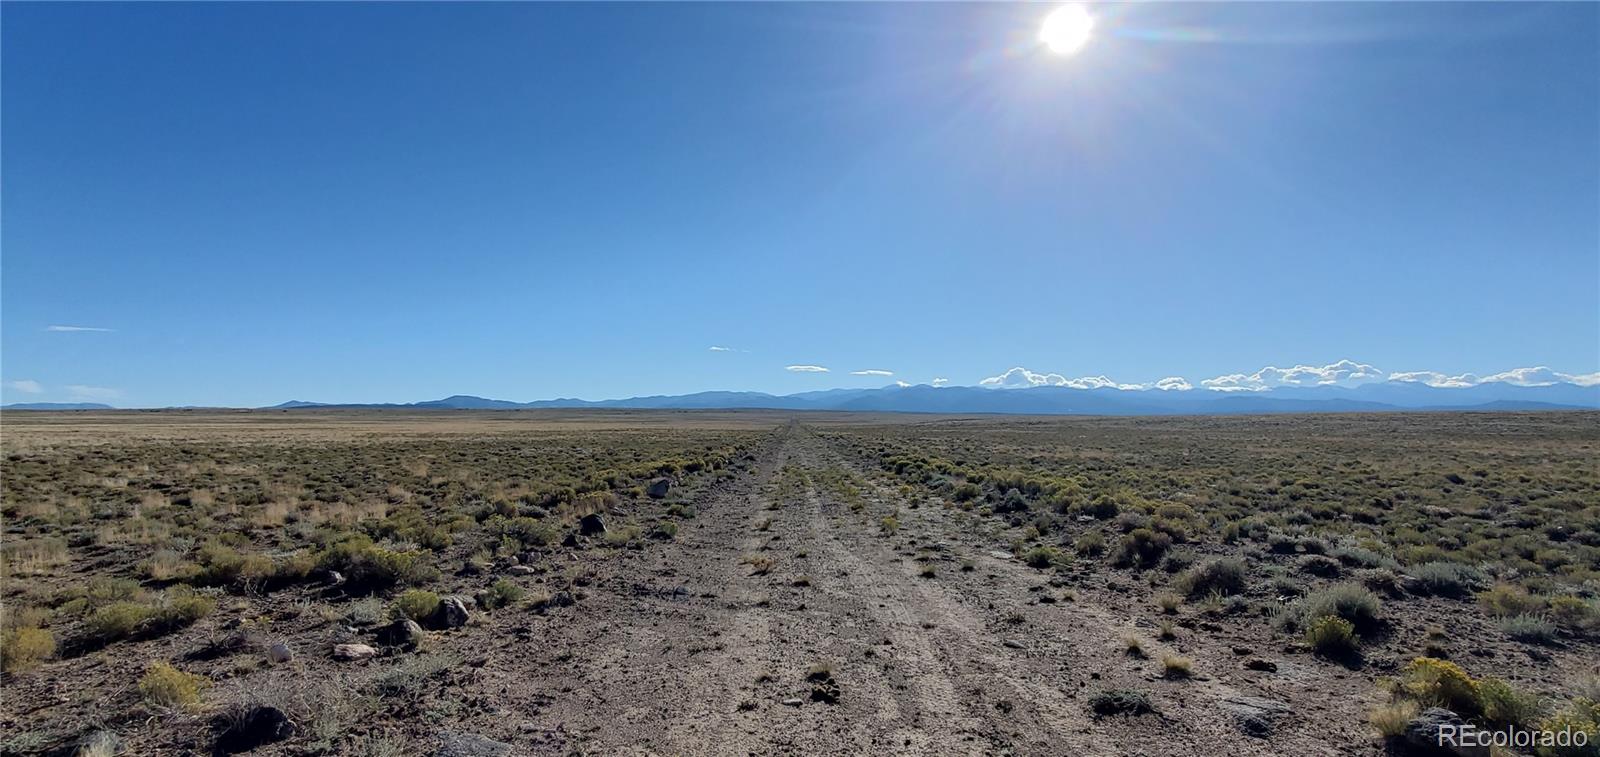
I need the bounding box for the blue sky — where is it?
[3,2,1596,407]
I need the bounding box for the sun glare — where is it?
[1040,5,1095,56]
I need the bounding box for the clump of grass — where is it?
[1074,531,1105,557]
[1176,558,1247,597]
[1,626,55,672]
[371,655,456,699]
[1160,654,1193,679]
[343,597,387,627]
[740,554,775,576]
[1157,619,1176,640]
[1408,561,1483,598]
[1292,583,1383,635]
[139,662,209,710]
[1112,528,1172,569]
[1478,584,1546,617]
[393,589,441,622]
[918,564,936,579]
[1022,546,1065,570]
[1393,657,1481,715]
[478,579,524,611]
[1154,591,1182,614]
[1304,615,1358,657]
[1368,699,1419,738]
[1498,614,1557,645]
[1479,677,1545,728]
[959,558,976,572]
[879,516,899,535]
[1122,634,1147,658]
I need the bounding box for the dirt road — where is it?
[460,424,1359,755]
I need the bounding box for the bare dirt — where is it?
[452,424,1360,756]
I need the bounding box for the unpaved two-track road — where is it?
[458,425,1366,755]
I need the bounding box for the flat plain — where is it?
[2,409,1598,755]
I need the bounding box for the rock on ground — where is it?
[332,643,378,661]
[1404,708,1490,757]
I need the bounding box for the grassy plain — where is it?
[2,409,1597,755]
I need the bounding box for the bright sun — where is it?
[1039,5,1095,56]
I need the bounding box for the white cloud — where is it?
[1388,367,1599,388]
[980,361,1598,393]
[66,385,122,401]
[47,325,114,332]
[5,380,43,394]
[980,367,1148,390]
[1387,371,1480,388]
[1202,360,1384,392]
[708,346,734,352]
[785,365,829,373]
[979,367,1069,388]
[851,369,893,376]
[1565,372,1600,387]
[1479,366,1570,387]
[895,380,912,387]
[931,378,949,386]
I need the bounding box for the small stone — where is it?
[579,513,607,536]
[781,698,804,707]
[1405,708,1489,757]
[377,618,425,649]
[332,643,378,661]
[647,478,672,499]
[1231,646,1254,656]
[1243,658,1278,672]
[507,565,536,576]
[434,596,472,629]
[266,642,292,664]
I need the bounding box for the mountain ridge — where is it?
[8,381,1598,415]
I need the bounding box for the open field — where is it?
[3,410,1599,755]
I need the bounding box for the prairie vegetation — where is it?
[2,409,1596,754]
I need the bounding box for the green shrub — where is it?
[86,602,155,643]
[139,662,209,710]
[1479,584,1547,617]
[1409,561,1483,598]
[1074,531,1105,556]
[1022,545,1065,570]
[1548,596,1598,632]
[1113,528,1172,568]
[1396,657,1481,715]
[1480,677,1545,728]
[1299,583,1383,634]
[1499,614,1558,645]
[501,517,559,548]
[479,579,523,611]
[317,537,435,593]
[1304,615,1358,656]
[394,590,442,622]
[1536,698,1600,757]
[1176,558,1247,597]
[1,627,55,672]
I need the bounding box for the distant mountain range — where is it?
[1,402,116,411]
[6,381,1598,416]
